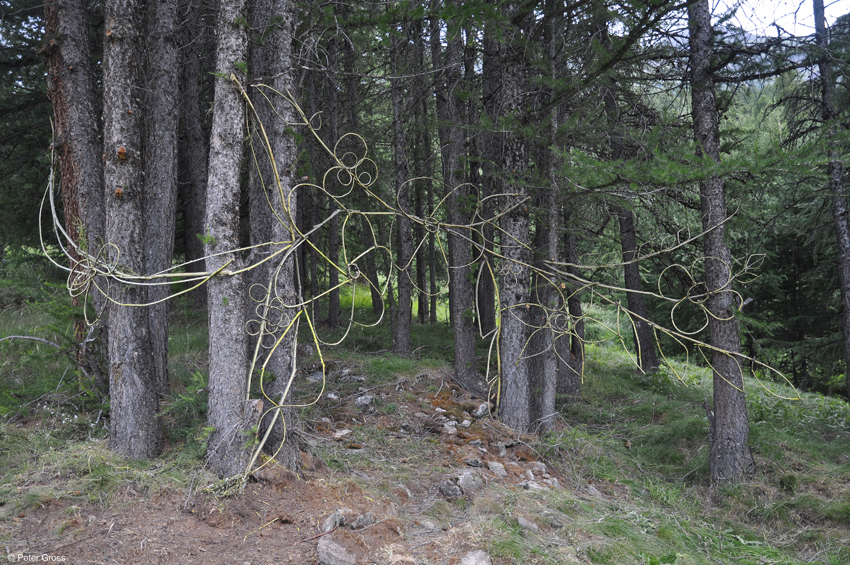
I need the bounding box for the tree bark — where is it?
[203,0,253,477]
[439,1,479,392]
[42,0,106,394]
[529,3,560,432]
[103,0,162,459]
[689,0,753,482]
[498,2,531,432]
[178,0,209,311]
[615,205,659,372]
[813,0,850,402]
[243,0,301,471]
[390,29,413,355]
[557,209,583,404]
[143,0,179,398]
[477,20,498,337]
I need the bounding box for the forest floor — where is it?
[2,285,850,565]
[3,348,850,565]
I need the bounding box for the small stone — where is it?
[355,395,374,409]
[321,509,348,533]
[420,520,436,531]
[333,429,352,438]
[472,403,490,418]
[468,439,482,446]
[528,461,547,474]
[487,461,507,478]
[327,392,339,400]
[443,422,458,434]
[544,477,562,490]
[494,442,507,457]
[523,469,534,481]
[460,549,492,565]
[317,536,356,565]
[350,512,375,529]
[464,458,483,467]
[400,422,413,432]
[460,419,471,428]
[516,515,539,531]
[457,472,484,494]
[414,412,428,419]
[518,480,545,492]
[439,480,462,498]
[308,370,324,383]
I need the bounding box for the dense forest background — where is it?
[2,0,850,485]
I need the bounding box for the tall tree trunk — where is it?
[814,0,850,402]
[326,34,341,328]
[498,2,531,432]
[390,30,413,354]
[440,1,479,392]
[477,21,498,337]
[689,0,753,482]
[144,0,179,398]
[179,0,209,311]
[103,0,162,459]
[203,0,260,478]
[248,0,302,470]
[614,206,659,372]
[529,3,559,432]
[43,0,106,394]
[557,211,583,404]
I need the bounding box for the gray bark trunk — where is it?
[477,23,498,337]
[203,0,253,478]
[615,206,659,372]
[440,1,479,392]
[248,0,301,469]
[391,31,413,354]
[814,0,850,402]
[43,0,106,394]
[144,0,179,398]
[103,0,163,459]
[689,0,753,482]
[498,3,531,432]
[557,209,583,404]
[178,0,209,311]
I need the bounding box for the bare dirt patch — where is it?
[3,362,575,565]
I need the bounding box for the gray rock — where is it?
[355,395,374,409]
[350,512,375,530]
[464,458,483,467]
[457,472,484,494]
[460,549,492,565]
[516,515,539,531]
[308,370,324,383]
[544,477,561,490]
[494,442,507,457]
[443,421,458,434]
[472,403,490,418]
[487,461,507,478]
[414,412,428,419]
[527,461,547,474]
[518,480,545,492]
[321,509,348,533]
[439,480,463,498]
[468,439,482,446]
[523,469,534,481]
[460,419,472,428]
[420,520,436,531]
[317,536,356,565]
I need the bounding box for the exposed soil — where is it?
[3,363,578,565]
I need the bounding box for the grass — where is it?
[1,257,849,563]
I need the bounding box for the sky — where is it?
[717,0,850,36]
